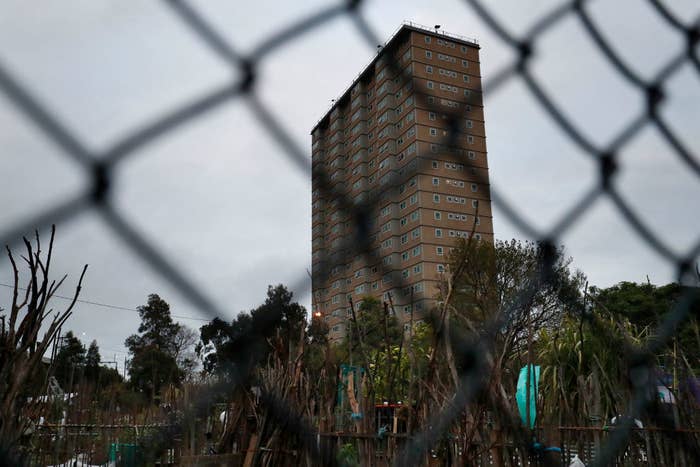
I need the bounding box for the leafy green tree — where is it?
[54,331,86,389]
[198,285,307,378]
[85,340,101,382]
[444,238,585,376]
[590,281,699,369]
[125,294,184,401]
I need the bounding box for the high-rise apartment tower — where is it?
[311,23,493,341]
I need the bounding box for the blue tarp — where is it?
[516,364,540,429]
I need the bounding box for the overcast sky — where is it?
[1,0,699,372]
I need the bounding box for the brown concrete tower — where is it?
[311,22,493,341]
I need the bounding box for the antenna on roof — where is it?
[434,24,441,33]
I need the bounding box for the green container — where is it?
[109,443,141,466]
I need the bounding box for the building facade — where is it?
[311,23,493,341]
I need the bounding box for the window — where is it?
[475,233,482,240]
[412,245,421,256]
[467,135,474,144]
[400,233,408,245]
[435,228,442,238]
[461,46,467,53]
[471,184,478,192]
[464,89,471,97]
[409,194,418,205]
[431,160,439,169]
[434,211,441,220]
[468,151,476,160]
[401,251,409,261]
[428,96,435,104]
[426,65,433,73]
[424,36,431,44]
[411,211,420,221]
[427,81,434,89]
[400,201,407,210]
[436,246,444,256]
[432,177,439,186]
[463,75,470,83]
[402,269,410,278]
[429,112,436,121]
[433,194,440,203]
[425,50,432,59]
[472,199,478,208]
[411,227,421,239]
[462,59,468,67]
[437,264,445,273]
[413,264,422,274]
[429,128,438,136]
[466,120,473,129]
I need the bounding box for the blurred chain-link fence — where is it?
[2,0,700,465]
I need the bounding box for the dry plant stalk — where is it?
[0,226,87,459]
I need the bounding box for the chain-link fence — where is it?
[1,0,700,465]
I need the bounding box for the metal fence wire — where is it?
[1,0,700,465]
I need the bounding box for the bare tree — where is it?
[0,226,87,461]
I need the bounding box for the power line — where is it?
[0,283,211,322]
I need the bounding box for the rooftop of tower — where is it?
[311,21,480,134]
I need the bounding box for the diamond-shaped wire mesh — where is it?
[1,0,699,465]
